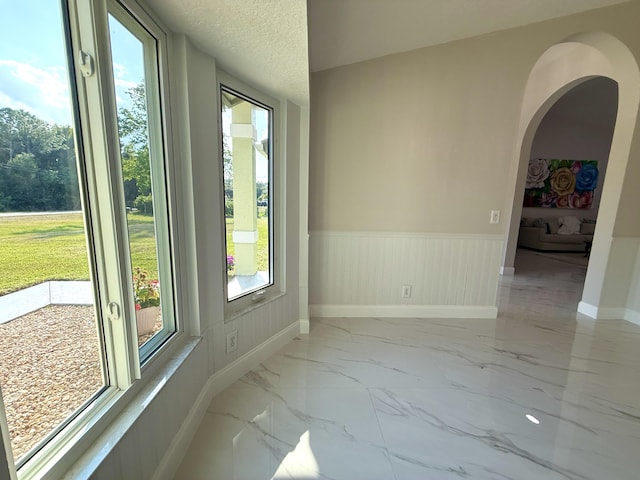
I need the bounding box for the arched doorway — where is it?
[513,77,617,277]
[502,34,640,319]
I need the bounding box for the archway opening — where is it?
[501,34,640,320]
[513,77,618,283]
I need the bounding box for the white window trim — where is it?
[0,0,190,478]
[217,71,284,320]
[106,0,179,363]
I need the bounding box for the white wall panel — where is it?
[309,231,502,318]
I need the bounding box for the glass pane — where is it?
[108,13,171,351]
[0,0,104,463]
[221,88,272,301]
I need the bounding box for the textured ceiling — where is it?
[148,0,310,105]
[145,0,630,106]
[308,0,631,72]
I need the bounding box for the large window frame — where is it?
[0,0,184,478]
[106,0,177,361]
[218,71,283,318]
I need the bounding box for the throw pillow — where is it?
[558,216,581,235]
[547,217,559,234]
[532,218,547,229]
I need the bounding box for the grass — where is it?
[225,214,270,273]
[0,212,158,295]
[0,211,271,296]
[125,213,159,281]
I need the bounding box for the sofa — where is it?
[518,216,595,253]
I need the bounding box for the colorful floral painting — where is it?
[523,159,598,209]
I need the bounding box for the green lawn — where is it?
[0,212,158,295]
[0,212,271,296]
[225,215,270,273]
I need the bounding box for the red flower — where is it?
[570,191,593,209]
[556,195,570,208]
[571,161,582,174]
[135,303,142,311]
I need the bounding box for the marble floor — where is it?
[175,249,640,479]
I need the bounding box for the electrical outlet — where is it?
[401,285,412,298]
[490,210,500,224]
[226,330,238,353]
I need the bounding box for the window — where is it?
[107,3,175,357]
[0,0,177,475]
[220,80,278,308]
[0,1,105,465]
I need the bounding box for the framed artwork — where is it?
[523,159,598,209]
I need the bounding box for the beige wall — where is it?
[309,1,640,235]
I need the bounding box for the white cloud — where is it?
[114,77,139,90]
[0,60,71,125]
[112,62,127,78]
[112,62,138,90]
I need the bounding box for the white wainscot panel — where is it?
[309,231,503,318]
[579,236,640,325]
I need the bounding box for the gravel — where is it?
[0,305,161,461]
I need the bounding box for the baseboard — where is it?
[500,266,515,276]
[577,301,598,318]
[299,318,310,334]
[625,309,640,326]
[309,304,498,319]
[598,308,628,320]
[152,320,300,480]
[577,302,636,322]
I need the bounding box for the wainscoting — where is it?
[309,231,503,318]
[578,236,640,325]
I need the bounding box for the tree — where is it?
[116,84,148,149]
[117,83,153,214]
[0,108,67,165]
[0,108,78,212]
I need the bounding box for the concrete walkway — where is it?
[1,272,270,324]
[0,210,81,218]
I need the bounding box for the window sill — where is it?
[225,290,286,323]
[19,334,201,480]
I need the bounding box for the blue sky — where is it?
[0,1,142,126]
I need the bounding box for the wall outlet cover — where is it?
[226,330,238,353]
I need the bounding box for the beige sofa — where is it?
[518,217,595,252]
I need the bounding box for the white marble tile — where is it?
[370,384,640,480]
[176,249,640,479]
[175,385,396,480]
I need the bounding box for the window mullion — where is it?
[69,0,140,388]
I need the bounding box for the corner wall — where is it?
[72,33,304,479]
[174,38,300,377]
[309,2,640,318]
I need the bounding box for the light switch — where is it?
[490,210,500,224]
